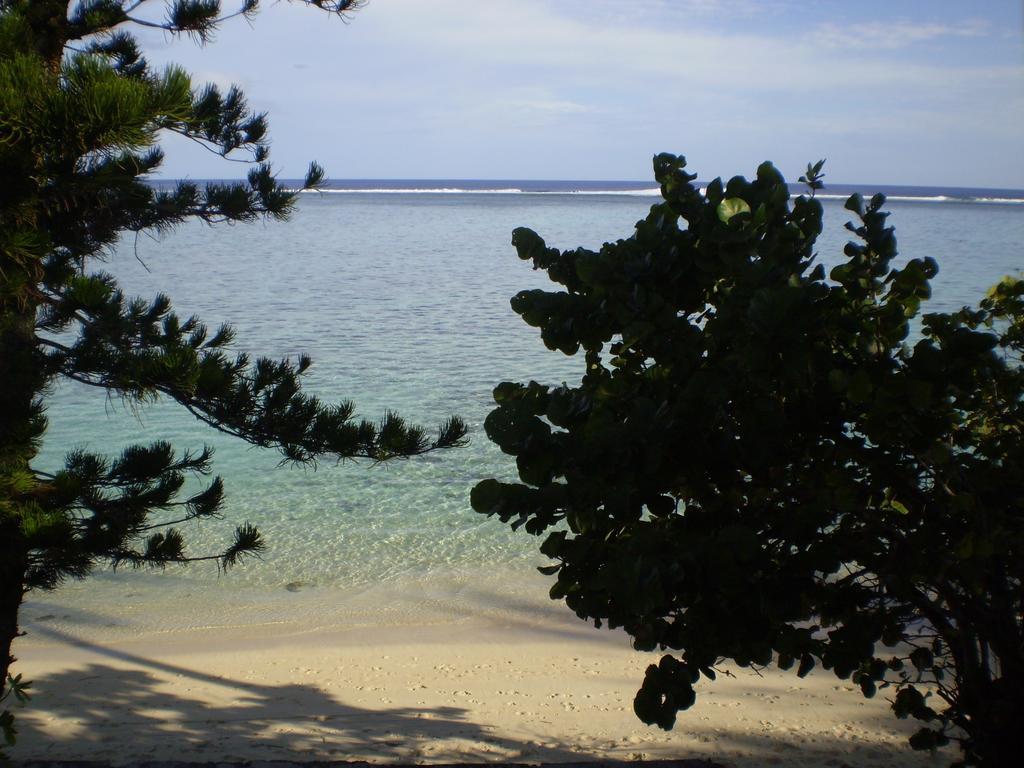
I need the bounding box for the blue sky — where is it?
[141,0,1024,188]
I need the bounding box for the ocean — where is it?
[23,180,1024,639]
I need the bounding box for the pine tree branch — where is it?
[164,126,262,163]
[51,360,467,463]
[136,512,218,531]
[67,1,263,43]
[121,5,252,37]
[35,337,73,354]
[179,400,251,442]
[120,15,174,31]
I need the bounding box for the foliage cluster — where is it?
[473,154,1023,766]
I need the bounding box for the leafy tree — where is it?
[0,0,466,749]
[473,154,1023,766]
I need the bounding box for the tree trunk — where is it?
[0,283,42,700]
[2,0,61,703]
[966,673,1023,767]
[0,544,26,697]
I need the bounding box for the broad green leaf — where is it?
[716,197,751,223]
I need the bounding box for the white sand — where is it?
[11,571,953,767]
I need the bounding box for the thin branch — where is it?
[36,337,73,354]
[132,231,152,272]
[137,512,222,532]
[123,0,159,13]
[162,125,260,163]
[123,4,257,36]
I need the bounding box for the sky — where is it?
[138,0,1024,188]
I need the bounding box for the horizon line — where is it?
[148,177,1024,193]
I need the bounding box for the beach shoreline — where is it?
[12,573,951,768]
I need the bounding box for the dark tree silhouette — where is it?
[474,154,1023,766]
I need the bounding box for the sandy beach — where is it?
[10,570,952,768]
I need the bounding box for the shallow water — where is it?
[25,187,1024,637]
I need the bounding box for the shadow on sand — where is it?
[13,624,949,767]
[14,625,600,763]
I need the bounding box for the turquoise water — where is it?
[25,187,1024,635]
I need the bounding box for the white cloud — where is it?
[497,97,596,116]
[367,0,1009,95]
[813,19,991,50]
